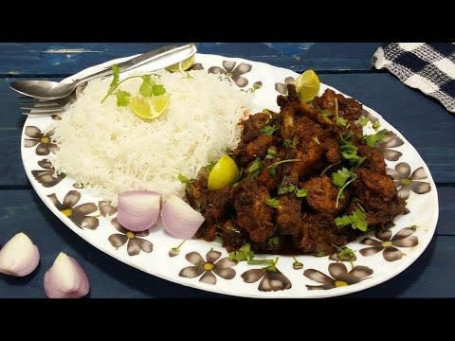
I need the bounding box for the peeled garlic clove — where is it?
[44,252,90,299]
[0,232,40,277]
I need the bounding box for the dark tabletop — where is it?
[0,43,453,298]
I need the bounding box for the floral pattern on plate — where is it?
[108,218,153,256]
[179,250,237,285]
[208,60,252,87]
[47,190,99,229]
[387,162,431,200]
[304,263,373,290]
[24,126,58,155]
[359,227,418,262]
[31,159,66,187]
[242,264,292,292]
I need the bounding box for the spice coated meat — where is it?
[185,84,406,255]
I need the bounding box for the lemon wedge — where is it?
[207,154,239,191]
[130,94,170,122]
[165,55,195,72]
[295,69,320,102]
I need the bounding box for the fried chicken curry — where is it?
[184,84,406,255]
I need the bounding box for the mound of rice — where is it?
[51,70,253,202]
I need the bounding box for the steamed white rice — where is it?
[51,70,252,202]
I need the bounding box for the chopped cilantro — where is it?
[115,90,131,106]
[268,167,277,177]
[358,116,370,127]
[295,188,308,198]
[335,209,368,232]
[332,168,357,208]
[248,158,262,178]
[228,244,275,266]
[283,137,297,148]
[265,198,279,208]
[277,183,297,195]
[178,174,189,184]
[340,134,365,166]
[335,246,356,261]
[266,147,277,159]
[261,125,276,136]
[337,116,348,127]
[364,129,388,147]
[331,167,354,188]
[372,121,381,130]
[321,109,333,117]
[277,182,307,198]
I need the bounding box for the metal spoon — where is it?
[9,43,197,100]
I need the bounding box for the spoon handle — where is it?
[72,43,197,87]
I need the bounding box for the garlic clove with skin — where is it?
[0,232,40,277]
[44,252,90,299]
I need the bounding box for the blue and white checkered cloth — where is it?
[372,43,455,113]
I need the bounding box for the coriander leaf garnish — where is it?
[248,158,262,178]
[152,84,166,96]
[266,147,277,159]
[332,168,357,208]
[334,98,347,127]
[295,187,308,198]
[178,174,189,183]
[334,245,356,262]
[358,116,370,127]
[267,158,302,178]
[139,75,154,97]
[228,243,254,262]
[283,137,297,148]
[372,121,381,130]
[339,133,365,166]
[261,125,276,136]
[364,129,388,147]
[228,243,275,266]
[292,257,304,270]
[265,198,279,208]
[331,167,353,188]
[116,90,131,107]
[277,182,307,198]
[334,209,368,232]
[321,109,333,117]
[277,183,297,195]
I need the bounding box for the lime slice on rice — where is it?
[130,94,170,122]
[165,55,195,72]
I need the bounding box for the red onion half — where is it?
[117,191,161,232]
[161,195,204,239]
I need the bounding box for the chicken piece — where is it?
[276,194,303,235]
[219,220,246,252]
[313,88,362,121]
[233,179,274,243]
[297,213,359,254]
[352,169,406,227]
[357,145,387,174]
[239,112,270,143]
[234,134,273,165]
[304,175,346,214]
[358,169,396,199]
[324,137,342,164]
[287,145,326,183]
